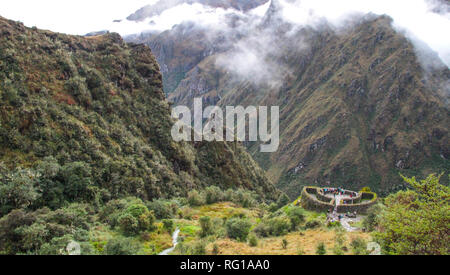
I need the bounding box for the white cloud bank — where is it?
[276,0,450,67]
[0,0,448,66]
[0,0,156,35]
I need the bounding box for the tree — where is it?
[162,219,174,233]
[287,207,305,230]
[187,190,204,206]
[204,186,223,204]
[199,216,214,237]
[60,162,94,202]
[276,193,290,208]
[375,173,449,255]
[0,168,41,215]
[226,218,252,241]
[362,203,385,232]
[118,203,155,236]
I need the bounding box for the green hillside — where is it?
[0,16,278,254]
[156,15,449,197]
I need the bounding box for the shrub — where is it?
[276,193,290,208]
[181,207,194,220]
[64,76,91,106]
[98,199,127,227]
[104,237,141,255]
[375,174,449,255]
[351,237,367,255]
[363,203,385,232]
[305,220,321,229]
[268,203,279,212]
[212,243,220,255]
[224,189,235,201]
[204,186,223,204]
[282,239,288,249]
[192,241,206,255]
[287,207,305,230]
[334,230,346,247]
[187,190,204,206]
[269,217,291,236]
[147,199,177,219]
[327,221,341,228]
[226,217,252,241]
[59,162,94,203]
[248,233,258,247]
[233,189,255,208]
[333,245,345,255]
[199,216,214,237]
[253,217,291,237]
[0,168,41,215]
[316,242,326,255]
[162,219,174,233]
[118,213,139,236]
[118,203,155,236]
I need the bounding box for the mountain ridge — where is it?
[0,15,278,206]
[128,9,449,197]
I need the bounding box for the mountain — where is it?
[128,2,450,197]
[125,7,255,96]
[127,0,269,22]
[0,16,277,208]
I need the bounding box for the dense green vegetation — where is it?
[163,173,449,255]
[0,17,278,255]
[0,16,447,256]
[371,174,449,255]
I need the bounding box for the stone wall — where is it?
[300,187,377,214]
[300,187,334,212]
[337,192,377,214]
[316,190,334,203]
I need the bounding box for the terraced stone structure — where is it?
[298,187,377,214]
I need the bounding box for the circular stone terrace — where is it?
[297,186,377,215]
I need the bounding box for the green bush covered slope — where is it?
[0,16,277,210]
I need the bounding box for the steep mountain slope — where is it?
[131,6,449,197]
[0,16,277,207]
[127,23,234,95]
[225,16,450,197]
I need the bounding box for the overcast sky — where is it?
[0,0,449,66]
[0,0,156,35]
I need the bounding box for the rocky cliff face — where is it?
[129,5,449,197]
[0,16,277,203]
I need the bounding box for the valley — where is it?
[0,0,448,256]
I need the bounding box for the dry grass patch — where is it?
[206,229,371,255]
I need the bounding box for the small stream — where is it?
[158,228,180,255]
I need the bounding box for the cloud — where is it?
[0,0,448,67]
[0,0,155,35]
[111,2,269,35]
[275,0,450,67]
